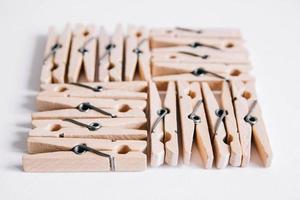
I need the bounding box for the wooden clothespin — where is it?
[152,62,251,77]
[202,81,242,167]
[29,119,147,140]
[23,137,147,172]
[39,81,148,100]
[68,24,97,82]
[98,25,123,82]
[148,81,178,166]
[177,81,213,168]
[125,26,151,81]
[231,80,272,167]
[150,27,245,50]
[151,48,249,65]
[152,66,253,83]
[41,24,72,83]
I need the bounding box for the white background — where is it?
[1,0,300,199]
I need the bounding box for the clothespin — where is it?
[201,82,231,169]
[68,24,97,82]
[150,27,245,51]
[177,81,213,168]
[29,118,147,140]
[151,49,249,65]
[202,81,242,167]
[152,62,251,77]
[41,24,72,83]
[39,81,148,100]
[23,137,147,172]
[231,80,272,167]
[125,26,151,81]
[32,100,145,119]
[148,81,178,166]
[98,25,123,82]
[152,66,253,83]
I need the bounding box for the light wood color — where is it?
[68,24,97,82]
[152,71,253,83]
[32,118,147,130]
[23,137,147,172]
[41,24,72,83]
[231,80,272,167]
[177,81,213,167]
[125,26,151,81]
[29,127,147,140]
[152,51,249,65]
[148,81,165,166]
[163,82,179,166]
[32,107,145,119]
[201,82,230,169]
[98,25,123,82]
[150,27,242,39]
[36,96,147,111]
[40,81,148,92]
[220,82,242,166]
[152,62,251,76]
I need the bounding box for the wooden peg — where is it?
[32,106,145,120]
[29,127,147,140]
[23,137,147,172]
[36,96,147,111]
[231,80,272,167]
[177,81,213,167]
[151,50,249,65]
[98,25,123,82]
[125,26,151,81]
[152,61,251,77]
[41,25,72,84]
[32,118,147,130]
[201,82,230,169]
[163,81,179,166]
[68,24,97,82]
[148,81,165,166]
[220,82,242,166]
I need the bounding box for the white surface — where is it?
[1,0,300,199]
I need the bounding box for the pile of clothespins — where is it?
[22,24,272,172]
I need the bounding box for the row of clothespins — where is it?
[22,80,272,172]
[23,25,272,172]
[41,24,250,84]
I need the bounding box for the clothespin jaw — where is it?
[231,80,272,167]
[41,24,72,84]
[177,81,214,167]
[98,25,124,82]
[23,137,147,172]
[125,26,151,81]
[68,24,97,83]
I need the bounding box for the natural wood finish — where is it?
[177,81,213,167]
[201,82,230,169]
[98,25,123,81]
[231,80,272,167]
[163,82,178,166]
[23,138,147,172]
[125,26,151,81]
[29,127,147,140]
[68,24,97,82]
[36,96,147,111]
[41,25,72,84]
[152,62,251,76]
[148,81,164,166]
[220,82,242,166]
[32,118,147,130]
